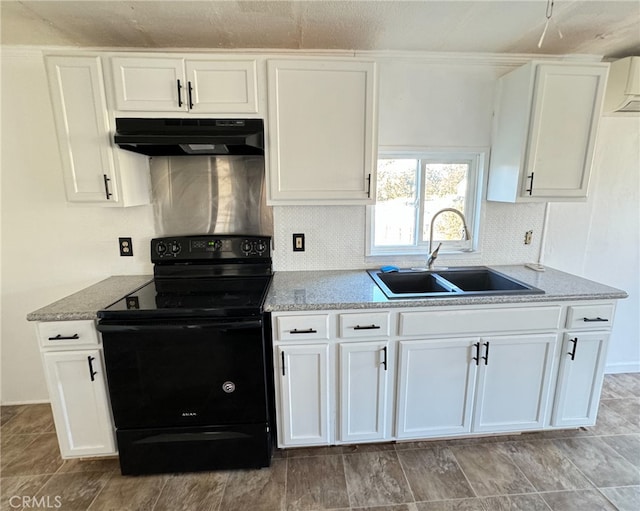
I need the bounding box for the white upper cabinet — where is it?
[45,55,150,206]
[111,57,184,112]
[185,60,258,113]
[110,57,258,113]
[487,62,608,202]
[267,58,378,204]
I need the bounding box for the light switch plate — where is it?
[293,233,305,252]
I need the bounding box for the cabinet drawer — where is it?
[566,304,614,329]
[339,312,389,338]
[399,306,561,337]
[275,315,330,341]
[37,320,99,348]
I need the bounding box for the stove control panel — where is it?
[151,235,271,262]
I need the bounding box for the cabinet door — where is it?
[42,349,116,458]
[552,332,609,427]
[267,59,378,204]
[338,341,389,443]
[524,64,607,198]
[396,339,477,438]
[186,60,258,113]
[46,56,118,203]
[472,334,556,433]
[111,57,186,111]
[276,344,330,447]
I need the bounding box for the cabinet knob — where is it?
[176,79,183,107]
[354,324,380,330]
[87,356,98,381]
[472,342,481,365]
[482,341,490,365]
[568,338,578,361]
[102,174,113,200]
[48,333,79,341]
[188,81,194,110]
[525,172,535,195]
[582,317,608,323]
[290,328,317,334]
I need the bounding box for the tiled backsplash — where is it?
[273,202,546,271]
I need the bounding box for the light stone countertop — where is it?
[25,266,627,321]
[26,275,153,321]
[263,265,628,311]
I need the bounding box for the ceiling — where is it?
[1,1,639,59]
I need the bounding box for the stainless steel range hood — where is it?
[114,118,264,156]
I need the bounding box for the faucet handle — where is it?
[428,242,443,268]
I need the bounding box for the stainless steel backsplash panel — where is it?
[151,156,273,236]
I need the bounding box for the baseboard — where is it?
[0,399,50,406]
[605,362,640,374]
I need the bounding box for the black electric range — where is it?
[97,234,274,475]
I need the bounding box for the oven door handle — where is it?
[97,320,263,333]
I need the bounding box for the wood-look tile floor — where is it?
[1,373,639,511]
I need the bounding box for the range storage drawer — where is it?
[275,314,330,341]
[339,312,390,338]
[566,303,615,329]
[398,306,562,337]
[37,320,99,348]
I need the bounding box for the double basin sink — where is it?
[368,267,544,299]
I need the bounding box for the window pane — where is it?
[422,163,469,241]
[374,159,418,246]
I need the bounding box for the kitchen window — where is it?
[366,150,486,256]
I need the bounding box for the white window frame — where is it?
[366,148,488,257]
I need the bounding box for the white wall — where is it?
[544,116,640,373]
[1,49,156,403]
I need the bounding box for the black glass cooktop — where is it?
[98,276,272,320]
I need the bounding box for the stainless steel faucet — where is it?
[428,208,471,269]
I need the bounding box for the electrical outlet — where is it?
[524,230,533,245]
[293,233,305,252]
[119,237,133,256]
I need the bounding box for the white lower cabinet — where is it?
[338,341,390,442]
[472,334,556,433]
[36,321,116,458]
[42,349,116,458]
[272,300,615,449]
[552,331,610,427]
[276,344,330,447]
[396,339,477,438]
[396,334,556,439]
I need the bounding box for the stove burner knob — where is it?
[241,240,253,254]
[256,241,267,254]
[156,242,167,255]
[170,242,181,255]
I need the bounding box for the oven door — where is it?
[98,318,268,429]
